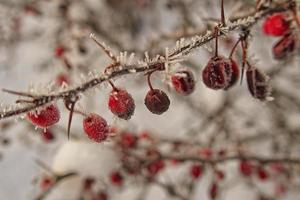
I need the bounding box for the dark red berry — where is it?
[209,182,218,199]
[171,70,195,95]
[239,161,253,177]
[120,132,138,148]
[272,34,296,60]
[246,67,271,101]
[202,56,233,90]
[108,89,135,120]
[263,13,290,37]
[83,113,109,142]
[41,129,55,142]
[145,89,170,115]
[27,104,60,128]
[109,171,123,186]
[190,164,203,179]
[146,160,165,176]
[257,167,269,181]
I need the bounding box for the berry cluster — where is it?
[263,12,298,60]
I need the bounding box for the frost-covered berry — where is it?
[171,70,195,95]
[56,73,69,86]
[145,89,170,115]
[55,45,66,58]
[83,113,109,142]
[202,56,233,90]
[246,67,271,101]
[263,13,290,37]
[108,89,135,120]
[27,104,60,128]
[272,34,296,60]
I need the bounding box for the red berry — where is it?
[145,89,170,115]
[108,89,135,120]
[146,160,165,176]
[263,13,290,37]
[272,34,296,60]
[202,56,234,90]
[239,161,253,177]
[120,132,138,148]
[246,67,271,101]
[109,171,123,186]
[171,70,195,95]
[257,167,269,181]
[209,182,218,199]
[83,113,109,142]
[27,104,60,128]
[41,129,55,142]
[190,164,203,179]
[55,46,65,58]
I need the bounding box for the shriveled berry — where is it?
[246,67,271,101]
[190,164,203,179]
[27,104,60,128]
[145,89,170,115]
[83,113,109,142]
[171,70,195,95]
[108,89,135,120]
[272,34,296,60]
[202,56,233,90]
[263,13,290,37]
[239,161,253,177]
[109,171,123,186]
